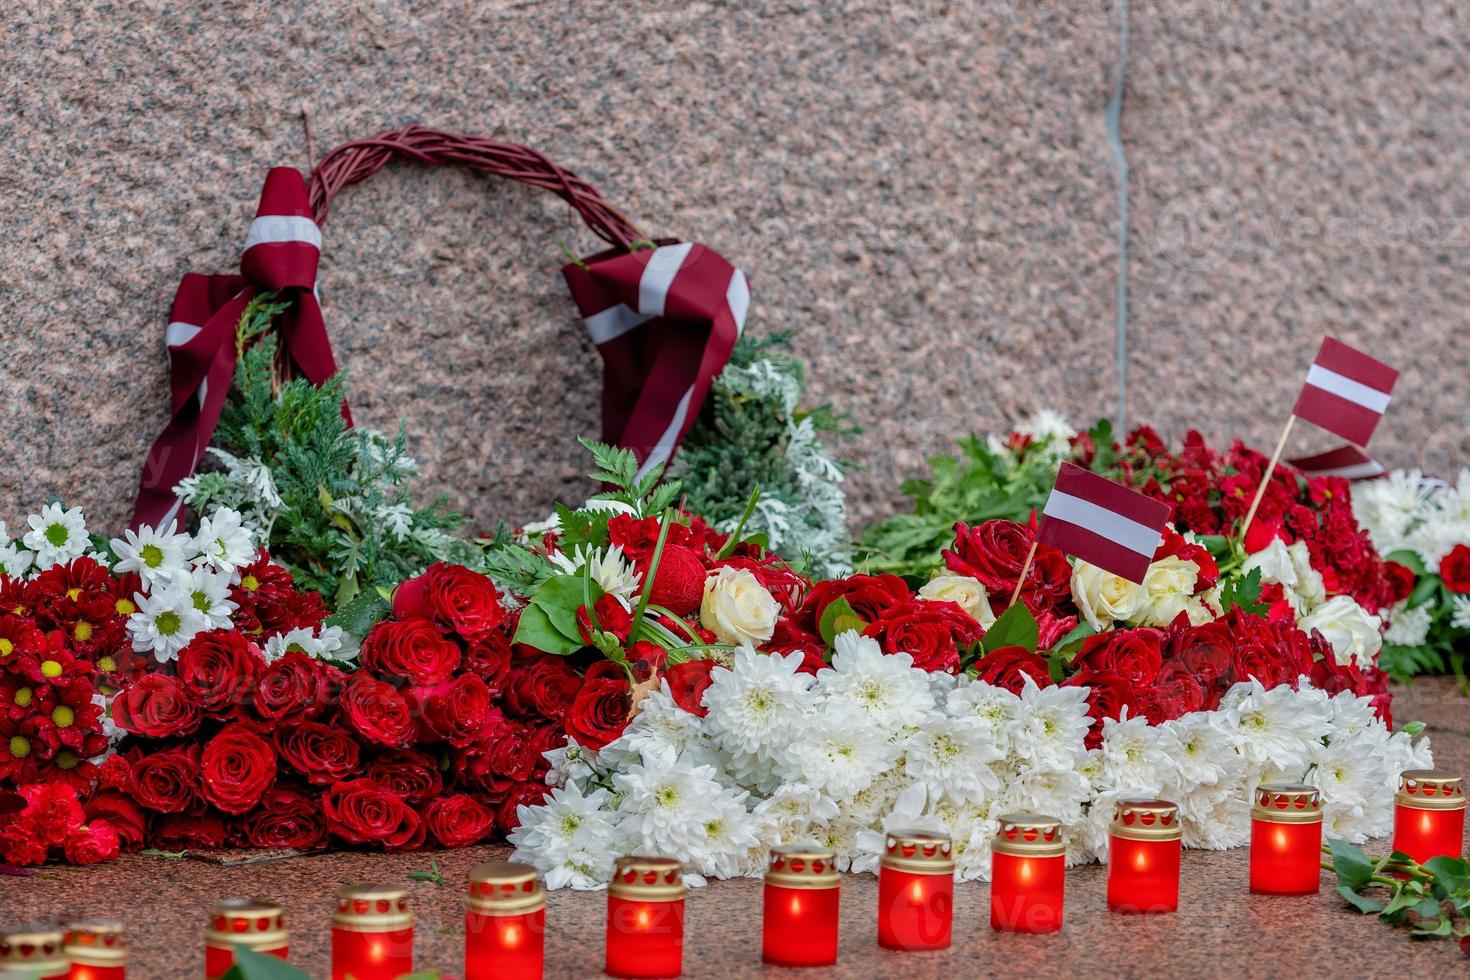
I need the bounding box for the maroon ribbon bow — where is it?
[131,168,340,530]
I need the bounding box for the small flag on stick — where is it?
[1288,444,1384,481]
[1291,337,1399,446]
[1020,463,1171,595]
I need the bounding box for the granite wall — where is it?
[2,1,1467,534]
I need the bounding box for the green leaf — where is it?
[818,597,868,647]
[513,575,604,655]
[326,590,391,638]
[1409,575,1442,608]
[1387,549,1428,576]
[1424,856,1470,897]
[1218,567,1269,616]
[1336,883,1386,914]
[1049,620,1097,657]
[1327,837,1375,892]
[1411,915,1454,937]
[221,946,312,980]
[980,603,1040,654]
[513,602,581,656]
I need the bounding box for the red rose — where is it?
[1138,661,1206,724]
[577,595,633,645]
[200,724,277,815]
[365,749,444,805]
[63,820,120,865]
[274,720,362,785]
[943,520,1070,609]
[322,779,423,850]
[129,745,200,813]
[1168,619,1234,690]
[84,792,145,853]
[152,813,228,849]
[642,544,707,616]
[466,722,538,783]
[110,674,201,739]
[425,794,496,848]
[341,673,414,748]
[413,674,499,748]
[625,641,668,684]
[970,646,1051,693]
[496,782,549,835]
[665,660,717,717]
[254,651,334,721]
[864,600,982,673]
[393,563,505,639]
[241,787,327,850]
[464,630,513,693]
[1062,669,1136,747]
[798,575,910,633]
[1440,544,1470,594]
[505,657,583,720]
[1382,561,1416,605]
[177,629,263,716]
[1074,629,1165,692]
[564,661,631,750]
[360,619,462,686]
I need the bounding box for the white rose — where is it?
[700,567,779,646]
[1297,595,1383,668]
[1136,556,1201,627]
[1070,561,1145,630]
[1285,542,1326,611]
[918,574,996,628]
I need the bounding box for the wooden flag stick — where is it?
[1008,540,1040,609]
[1239,414,1297,544]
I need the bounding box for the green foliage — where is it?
[220,946,311,980]
[979,603,1040,654]
[856,434,1056,579]
[818,597,867,647]
[1217,567,1269,617]
[1325,838,1470,942]
[669,334,853,576]
[178,295,476,606]
[407,859,445,885]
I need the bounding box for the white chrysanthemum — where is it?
[0,536,33,578]
[191,508,257,573]
[1157,712,1245,794]
[543,738,602,791]
[184,565,238,631]
[1179,786,1252,850]
[263,624,349,663]
[550,544,643,603]
[612,748,728,858]
[815,631,935,731]
[93,691,122,743]
[1308,736,1392,843]
[691,787,762,879]
[752,783,840,846]
[1383,603,1432,647]
[126,585,208,662]
[903,714,1004,805]
[23,504,89,570]
[702,649,817,769]
[109,523,190,589]
[1010,677,1090,770]
[1077,787,1161,864]
[1222,680,1331,773]
[1405,514,1469,568]
[601,684,714,771]
[508,782,618,890]
[781,704,899,801]
[924,796,1000,880]
[1451,594,1470,630]
[850,782,936,874]
[943,680,1021,754]
[1096,715,1170,794]
[998,766,1089,828]
[1353,468,1432,553]
[1014,409,1077,454]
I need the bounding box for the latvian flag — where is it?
[1036,463,1173,584]
[1291,337,1398,447]
[1288,444,1385,481]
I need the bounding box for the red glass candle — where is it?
[1393,770,1465,864]
[64,920,126,980]
[605,856,685,978]
[465,861,546,980]
[1107,799,1182,914]
[762,845,840,967]
[990,813,1066,933]
[0,925,69,979]
[1249,784,1322,895]
[203,899,288,979]
[331,883,413,980]
[877,828,954,951]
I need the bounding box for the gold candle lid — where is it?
[1396,770,1465,811]
[205,899,288,950]
[1110,799,1182,842]
[333,883,412,932]
[608,856,686,902]
[0,925,67,973]
[879,828,954,874]
[1252,784,1322,824]
[993,813,1066,857]
[467,861,546,914]
[764,845,840,889]
[63,919,127,966]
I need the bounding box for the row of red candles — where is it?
[0,771,1461,979]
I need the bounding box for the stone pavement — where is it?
[4,678,1467,978]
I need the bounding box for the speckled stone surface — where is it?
[1,2,1468,535]
[3,678,1467,977]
